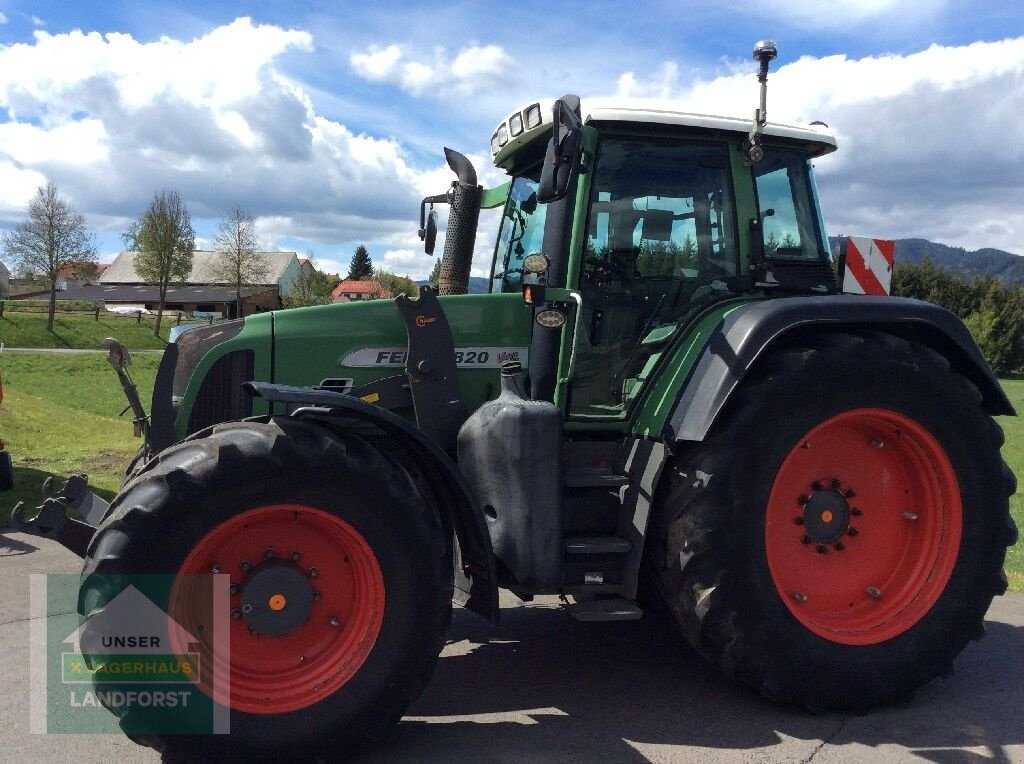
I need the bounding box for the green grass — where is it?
[0,310,208,349]
[0,352,1022,592]
[0,353,160,522]
[995,378,1024,591]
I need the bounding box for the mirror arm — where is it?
[418,193,449,240]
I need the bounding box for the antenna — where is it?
[745,39,778,164]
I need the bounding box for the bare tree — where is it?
[1,182,96,331]
[123,189,195,338]
[212,206,267,318]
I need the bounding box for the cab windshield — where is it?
[491,174,547,293]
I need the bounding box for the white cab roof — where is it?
[581,98,836,155]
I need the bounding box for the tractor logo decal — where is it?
[341,346,528,369]
[415,315,438,327]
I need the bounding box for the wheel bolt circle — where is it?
[265,547,276,559]
[240,560,251,572]
[290,551,301,562]
[228,584,239,595]
[308,567,319,578]
[230,609,241,620]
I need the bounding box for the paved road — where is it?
[1,533,1022,763]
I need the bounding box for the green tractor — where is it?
[10,41,1017,759]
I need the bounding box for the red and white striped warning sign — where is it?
[841,236,895,296]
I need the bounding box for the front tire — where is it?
[80,417,453,760]
[647,332,1017,710]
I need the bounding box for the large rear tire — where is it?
[647,332,1017,710]
[80,417,453,760]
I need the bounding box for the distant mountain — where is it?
[416,276,490,294]
[829,236,1024,285]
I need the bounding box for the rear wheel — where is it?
[647,332,1017,710]
[80,417,453,760]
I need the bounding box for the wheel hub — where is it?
[239,559,315,636]
[802,488,850,543]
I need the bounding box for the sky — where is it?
[0,0,1022,281]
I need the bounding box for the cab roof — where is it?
[492,96,837,169]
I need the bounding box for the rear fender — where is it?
[244,381,499,623]
[665,295,1014,443]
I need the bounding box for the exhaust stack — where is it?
[437,148,482,296]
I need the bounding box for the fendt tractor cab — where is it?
[10,42,1017,760]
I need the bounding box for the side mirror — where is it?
[538,95,583,203]
[423,210,438,255]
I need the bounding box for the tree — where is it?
[283,252,337,308]
[212,206,267,318]
[374,269,418,298]
[1,181,96,331]
[347,245,373,280]
[123,189,195,338]
[427,258,442,288]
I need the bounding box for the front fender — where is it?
[244,381,499,623]
[665,295,1014,443]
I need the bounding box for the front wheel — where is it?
[647,332,1017,710]
[80,417,453,760]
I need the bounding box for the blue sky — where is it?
[1,1,1022,279]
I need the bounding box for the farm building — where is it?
[16,251,301,318]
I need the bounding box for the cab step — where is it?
[570,598,643,622]
[564,536,631,555]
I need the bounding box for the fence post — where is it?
[176,312,182,326]
[137,311,142,325]
[95,306,100,321]
[0,300,4,319]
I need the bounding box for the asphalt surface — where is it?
[1,532,1022,763]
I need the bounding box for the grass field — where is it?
[0,310,208,349]
[0,351,1022,591]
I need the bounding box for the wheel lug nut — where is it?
[902,512,919,521]
[792,592,808,602]
[248,626,258,636]
[794,516,805,525]
[290,551,301,562]
[870,438,884,449]
[242,603,253,614]
[228,584,239,595]
[801,535,813,545]
[210,564,221,574]
[308,567,319,578]
[850,508,862,517]
[847,527,859,537]
[812,481,824,491]
[798,495,810,506]
[230,608,242,620]
[834,541,845,551]
[866,586,882,600]
[328,616,340,627]
[312,591,321,602]
[844,489,856,498]
[816,544,828,554]
[265,547,276,559]
[830,479,841,489]
[240,560,251,572]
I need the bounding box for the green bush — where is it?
[893,258,1024,374]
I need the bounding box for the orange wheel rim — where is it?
[765,408,962,646]
[169,505,385,714]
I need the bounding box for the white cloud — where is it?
[0,12,8,24]
[350,43,513,97]
[0,17,451,259]
[610,38,1024,253]
[30,15,44,27]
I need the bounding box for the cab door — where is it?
[562,135,742,422]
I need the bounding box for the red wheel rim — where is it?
[168,505,385,714]
[765,408,962,646]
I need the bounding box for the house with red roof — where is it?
[331,280,392,303]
